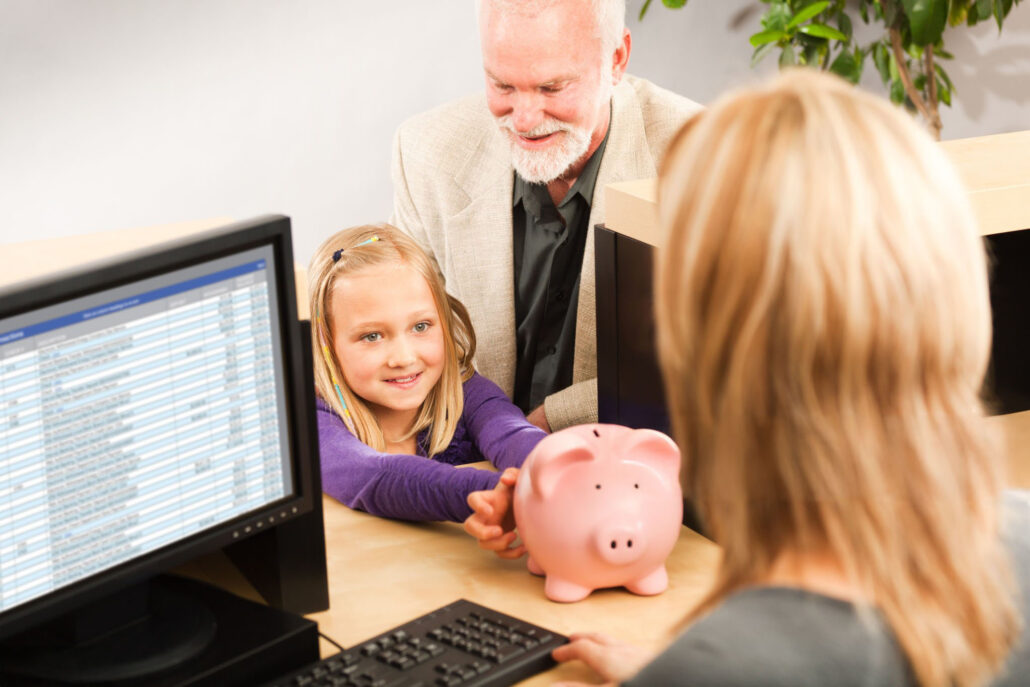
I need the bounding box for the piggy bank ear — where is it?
[528,431,595,500]
[623,429,681,485]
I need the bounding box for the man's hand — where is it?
[551,632,652,686]
[527,404,551,433]
[464,468,526,559]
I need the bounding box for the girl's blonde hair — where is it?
[656,69,1018,687]
[309,224,476,457]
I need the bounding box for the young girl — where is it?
[309,224,545,522]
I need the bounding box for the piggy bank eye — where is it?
[634,483,639,489]
[595,484,602,490]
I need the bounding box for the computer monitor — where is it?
[0,216,323,684]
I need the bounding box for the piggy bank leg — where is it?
[544,575,593,603]
[527,556,545,577]
[625,565,669,596]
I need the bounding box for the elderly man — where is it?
[391,0,701,431]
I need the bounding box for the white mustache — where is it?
[496,115,572,138]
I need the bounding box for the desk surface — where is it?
[308,492,720,685]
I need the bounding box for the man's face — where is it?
[480,1,615,184]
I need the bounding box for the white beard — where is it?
[495,116,593,184]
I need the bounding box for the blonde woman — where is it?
[470,70,1030,685]
[310,224,545,522]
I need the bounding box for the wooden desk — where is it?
[309,492,720,684]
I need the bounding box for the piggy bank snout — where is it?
[594,524,646,565]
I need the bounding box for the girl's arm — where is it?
[462,373,547,471]
[318,402,501,522]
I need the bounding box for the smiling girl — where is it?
[308,224,544,522]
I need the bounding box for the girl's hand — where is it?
[464,467,525,559]
[551,632,652,685]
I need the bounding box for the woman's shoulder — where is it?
[628,588,911,687]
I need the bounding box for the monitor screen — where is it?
[0,216,316,645]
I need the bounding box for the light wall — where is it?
[2,0,1028,266]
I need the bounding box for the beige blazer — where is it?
[391,75,702,430]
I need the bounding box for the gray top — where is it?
[510,129,609,413]
[626,492,1030,687]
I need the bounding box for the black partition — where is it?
[984,228,1030,415]
[595,227,670,435]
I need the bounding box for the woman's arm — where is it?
[318,402,501,522]
[462,373,547,471]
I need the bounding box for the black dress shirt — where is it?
[510,130,609,413]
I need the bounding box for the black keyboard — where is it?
[263,599,568,687]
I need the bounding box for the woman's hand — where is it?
[551,632,652,685]
[463,467,525,559]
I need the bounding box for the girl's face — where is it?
[330,262,445,431]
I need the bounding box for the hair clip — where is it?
[332,236,380,262]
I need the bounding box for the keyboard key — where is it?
[496,645,527,663]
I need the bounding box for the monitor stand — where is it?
[0,575,319,686]
[2,578,214,684]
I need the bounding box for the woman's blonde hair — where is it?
[656,69,1019,687]
[308,224,476,457]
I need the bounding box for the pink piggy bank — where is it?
[512,424,682,603]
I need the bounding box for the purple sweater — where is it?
[317,372,546,522]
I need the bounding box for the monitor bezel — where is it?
[0,215,317,640]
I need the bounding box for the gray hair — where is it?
[478,0,626,55]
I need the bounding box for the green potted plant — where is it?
[641,0,1025,139]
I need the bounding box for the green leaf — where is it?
[837,11,854,40]
[802,42,820,65]
[888,49,901,82]
[661,0,688,8]
[976,0,993,22]
[935,62,955,90]
[780,45,797,67]
[830,48,863,83]
[762,2,793,31]
[750,29,789,46]
[638,0,653,21]
[786,1,831,29]
[890,78,906,104]
[949,1,968,25]
[798,23,849,40]
[996,0,1015,30]
[874,43,891,83]
[751,42,778,67]
[900,0,950,45]
[937,77,952,106]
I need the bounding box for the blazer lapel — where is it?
[444,128,518,396]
